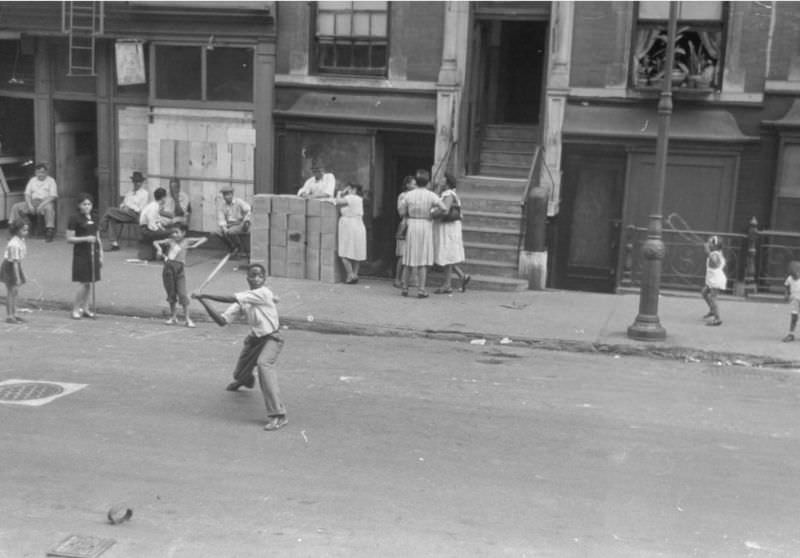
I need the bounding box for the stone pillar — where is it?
[254,41,276,194]
[434,1,469,182]
[541,0,574,216]
[95,41,114,215]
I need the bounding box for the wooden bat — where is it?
[196,252,231,292]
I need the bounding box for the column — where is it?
[254,41,276,194]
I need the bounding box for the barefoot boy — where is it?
[154,223,206,327]
[191,264,288,431]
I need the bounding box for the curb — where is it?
[20,296,799,371]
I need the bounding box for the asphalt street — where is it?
[2,311,800,557]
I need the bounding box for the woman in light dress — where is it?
[334,183,367,284]
[397,169,445,298]
[434,172,470,293]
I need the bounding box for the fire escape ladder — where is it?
[62,1,104,76]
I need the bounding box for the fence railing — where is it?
[619,217,800,296]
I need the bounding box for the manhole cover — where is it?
[0,380,86,406]
[0,382,64,401]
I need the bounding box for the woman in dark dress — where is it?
[66,193,103,319]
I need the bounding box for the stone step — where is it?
[462,225,520,245]
[481,138,539,153]
[462,258,520,278]
[462,209,521,230]
[460,193,522,213]
[458,175,528,197]
[477,163,530,179]
[463,273,528,292]
[464,241,519,264]
[484,124,539,141]
[480,149,536,167]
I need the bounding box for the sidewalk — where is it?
[11,237,800,367]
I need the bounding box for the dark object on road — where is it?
[107,504,133,525]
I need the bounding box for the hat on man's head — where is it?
[220,185,234,193]
[131,171,144,182]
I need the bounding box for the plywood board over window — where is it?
[147,107,255,232]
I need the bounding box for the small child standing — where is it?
[154,223,207,327]
[394,175,416,288]
[0,219,29,324]
[702,235,726,326]
[782,260,800,342]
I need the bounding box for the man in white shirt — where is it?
[217,186,251,258]
[99,171,149,250]
[137,186,171,260]
[297,163,335,199]
[10,163,58,242]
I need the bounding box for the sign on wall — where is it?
[115,40,146,86]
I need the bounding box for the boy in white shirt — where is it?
[192,264,288,431]
[701,235,726,326]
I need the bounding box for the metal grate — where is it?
[0,382,64,401]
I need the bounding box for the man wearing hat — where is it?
[217,186,251,258]
[297,162,335,199]
[99,171,149,251]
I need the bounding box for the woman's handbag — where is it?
[437,192,461,222]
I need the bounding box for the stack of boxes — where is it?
[251,194,344,283]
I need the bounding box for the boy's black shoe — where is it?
[782,333,795,342]
[45,228,55,242]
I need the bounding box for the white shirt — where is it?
[163,191,190,217]
[298,173,335,198]
[139,200,166,230]
[121,188,149,212]
[705,250,727,290]
[785,276,800,299]
[3,236,26,261]
[25,176,58,201]
[222,286,280,337]
[217,198,251,228]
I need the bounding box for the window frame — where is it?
[631,1,729,92]
[149,42,255,109]
[312,1,390,78]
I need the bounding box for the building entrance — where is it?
[53,100,97,226]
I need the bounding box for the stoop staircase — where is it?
[459,124,539,291]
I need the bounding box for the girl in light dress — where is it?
[433,172,470,294]
[334,183,367,284]
[0,219,29,323]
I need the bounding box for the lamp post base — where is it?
[627,314,666,341]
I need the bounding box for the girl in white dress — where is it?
[434,173,470,293]
[334,183,367,284]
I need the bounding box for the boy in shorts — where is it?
[154,223,206,327]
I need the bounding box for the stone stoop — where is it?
[459,175,529,291]
[478,124,538,179]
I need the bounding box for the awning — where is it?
[763,99,800,129]
[563,103,758,144]
[274,91,436,128]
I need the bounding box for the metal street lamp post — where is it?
[627,2,678,341]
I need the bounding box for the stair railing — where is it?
[517,146,543,255]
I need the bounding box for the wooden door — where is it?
[557,154,624,292]
[56,121,97,229]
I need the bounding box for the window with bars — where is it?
[633,1,725,90]
[315,1,388,76]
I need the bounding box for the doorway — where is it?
[53,100,97,228]
[467,19,548,174]
[556,152,625,293]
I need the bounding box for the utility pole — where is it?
[628,2,678,341]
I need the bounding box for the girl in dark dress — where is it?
[66,193,103,319]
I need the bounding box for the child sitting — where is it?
[782,261,800,342]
